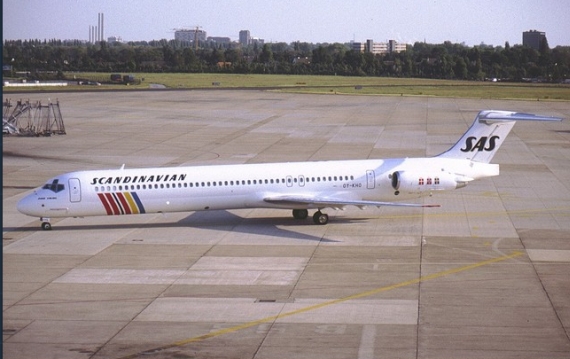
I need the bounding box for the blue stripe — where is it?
[131,192,146,214]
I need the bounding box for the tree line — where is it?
[3,38,570,82]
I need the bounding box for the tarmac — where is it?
[3,90,570,359]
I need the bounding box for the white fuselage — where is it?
[17,157,498,219]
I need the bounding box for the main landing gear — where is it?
[292,209,329,225]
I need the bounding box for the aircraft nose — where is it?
[17,193,40,216]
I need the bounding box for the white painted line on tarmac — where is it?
[358,324,377,359]
[527,249,570,262]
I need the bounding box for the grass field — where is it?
[4,72,570,101]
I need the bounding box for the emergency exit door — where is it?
[366,170,375,189]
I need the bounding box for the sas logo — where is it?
[460,135,500,152]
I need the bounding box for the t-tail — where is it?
[437,110,563,163]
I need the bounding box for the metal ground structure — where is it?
[3,98,65,136]
[3,91,570,359]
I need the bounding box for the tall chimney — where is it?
[101,13,104,42]
[98,13,101,41]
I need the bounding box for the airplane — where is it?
[17,110,562,230]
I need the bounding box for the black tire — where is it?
[292,209,309,219]
[41,222,52,230]
[312,211,329,225]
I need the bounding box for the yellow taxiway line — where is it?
[117,250,524,359]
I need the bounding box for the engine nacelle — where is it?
[390,171,465,195]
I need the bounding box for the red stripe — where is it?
[104,193,121,215]
[97,193,113,215]
[116,193,132,215]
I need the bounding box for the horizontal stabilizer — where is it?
[477,110,563,123]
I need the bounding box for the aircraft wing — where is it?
[263,195,440,210]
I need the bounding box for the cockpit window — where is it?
[42,179,65,193]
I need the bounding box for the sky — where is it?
[3,0,569,47]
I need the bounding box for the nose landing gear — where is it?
[40,218,52,230]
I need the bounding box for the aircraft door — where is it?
[366,170,375,189]
[286,175,293,187]
[298,175,305,187]
[69,178,81,202]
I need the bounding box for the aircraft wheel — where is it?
[313,211,329,225]
[292,209,308,220]
[41,222,52,230]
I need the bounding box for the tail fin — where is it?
[437,110,562,163]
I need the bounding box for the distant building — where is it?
[352,39,406,54]
[208,37,231,45]
[388,40,407,53]
[175,28,207,43]
[107,36,122,44]
[523,30,546,50]
[239,30,263,46]
[251,37,264,46]
[239,30,251,46]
